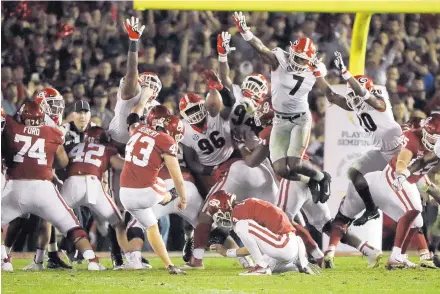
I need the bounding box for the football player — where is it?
[1,105,6,190]
[119,88,186,274]
[324,52,403,226]
[1,101,105,271]
[207,190,321,275]
[60,126,130,260]
[327,113,439,269]
[238,99,383,268]
[232,12,332,203]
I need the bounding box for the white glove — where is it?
[124,16,145,41]
[334,51,347,72]
[232,12,250,33]
[217,32,236,56]
[392,174,407,192]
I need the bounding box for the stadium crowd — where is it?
[1,1,440,252]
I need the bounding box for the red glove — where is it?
[232,12,249,34]
[124,16,145,41]
[217,32,235,56]
[201,69,223,91]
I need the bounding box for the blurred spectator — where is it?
[90,86,114,129]
[2,83,18,115]
[392,101,409,125]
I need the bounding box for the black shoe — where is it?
[433,254,440,268]
[182,236,194,262]
[47,256,73,269]
[111,253,124,267]
[141,257,150,265]
[168,265,186,275]
[319,172,332,203]
[308,179,321,204]
[352,206,380,226]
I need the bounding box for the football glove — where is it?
[334,51,347,72]
[392,174,407,192]
[201,69,223,90]
[217,32,236,56]
[232,12,250,33]
[124,16,145,41]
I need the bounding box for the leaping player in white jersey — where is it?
[108,17,162,153]
[232,12,332,204]
[217,31,268,150]
[321,52,403,227]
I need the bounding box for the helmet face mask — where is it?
[421,116,440,151]
[345,87,364,110]
[212,211,233,229]
[139,72,162,100]
[240,75,268,109]
[181,103,207,124]
[288,38,316,74]
[207,190,236,229]
[253,99,274,127]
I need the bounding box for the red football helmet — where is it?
[85,126,109,144]
[146,105,172,129]
[402,117,423,132]
[421,112,440,151]
[34,88,65,125]
[346,75,375,110]
[289,37,317,73]
[19,101,45,127]
[206,190,236,228]
[179,93,207,125]
[240,74,268,113]
[1,105,6,132]
[164,115,185,143]
[254,99,274,127]
[139,72,162,99]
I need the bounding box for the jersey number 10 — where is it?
[357,113,377,132]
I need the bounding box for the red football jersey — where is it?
[120,123,178,190]
[258,125,272,147]
[67,142,118,180]
[3,116,63,181]
[158,166,195,184]
[232,198,295,235]
[389,129,438,183]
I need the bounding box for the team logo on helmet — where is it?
[209,199,221,208]
[358,77,369,83]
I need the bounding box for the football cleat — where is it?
[385,255,408,270]
[111,252,124,268]
[180,256,205,270]
[420,253,438,269]
[367,249,383,268]
[141,257,153,269]
[434,254,440,268]
[324,254,335,269]
[1,256,13,272]
[239,264,272,276]
[47,257,73,269]
[401,254,418,269]
[299,263,323,275]
[353,206,380,226]
[23,260,44,271]
[308,179,321,204]
[168,265,186,275]
[88,262,106,271]
[319,172,332,203]
[238,256,255,269]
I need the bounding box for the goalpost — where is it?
[134,0,440,75]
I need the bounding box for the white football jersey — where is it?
[108,78,159,144]
[271,48,317,114]
[355,98,402,151]
[230,85,259,150]
[181,114,233,166]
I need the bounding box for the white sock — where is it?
[391,246,401,259]
[35,249,46,263]
[48,242,57,252]
[313,172,324,182]
[193,248,205,260]
[1,245,7,259]
[311,248,324,260]
[326,245,336,257]
[133,251,142,262]
[82,249,96,261]
[5,246,11,254]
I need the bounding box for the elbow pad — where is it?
[126,113,140,128]
[219,86,236,107]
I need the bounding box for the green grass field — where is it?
[2,255,440,294]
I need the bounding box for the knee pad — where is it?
[127,227,145,242]
[334,211,354,226]
[322,219,334,235]
[66,227,88,245]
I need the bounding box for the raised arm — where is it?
[217,32,235,89]
[232,12,278,68]
[121,17,145,100]
[127,87,154,134]
[202,69,236,120]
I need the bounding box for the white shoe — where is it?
[88,262,106,271]
[23,261,44,271]
[385,255,407,270]
[1,257,13,272]
[239,265,272,276]
[238,256,254,269]
[367,249,383,268]
[402,254,418,269]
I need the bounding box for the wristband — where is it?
[129,40,139,52]
[226,249,237,258]
[400,169,411,179]
[218,54,228,63]
[341,69,352,80]
[241,31,254,42]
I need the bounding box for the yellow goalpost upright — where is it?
[134,0,440,75]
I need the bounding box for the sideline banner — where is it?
[322,85,388,251]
